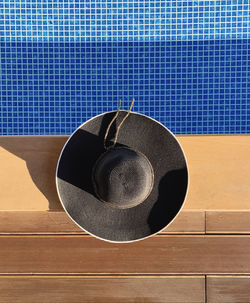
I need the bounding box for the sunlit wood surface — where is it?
[0,135,249,302]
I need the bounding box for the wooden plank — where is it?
[0,211,79,234]
[163,210,205,233]
[0,210,205,234]
[0,136,67,211]
[0,236,250,274]
[206,211,250,234]
[207,276,250,303]
[0,276,205,303]
[179,135,250,210]
[0,135,250,211]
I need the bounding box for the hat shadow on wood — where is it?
[0,115,118,211]
[0,136,68,210]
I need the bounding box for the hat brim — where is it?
[56,111,188,243]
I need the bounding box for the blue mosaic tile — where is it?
[0,0,250,135]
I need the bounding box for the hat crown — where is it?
[92,147,154,209]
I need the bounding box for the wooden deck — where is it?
[0,135,250,302]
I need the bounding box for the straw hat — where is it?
[56,100,188,242]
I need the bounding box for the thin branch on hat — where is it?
[104,98,135,150]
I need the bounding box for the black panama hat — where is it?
[56,100,188,243]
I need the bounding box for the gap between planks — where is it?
[0,274,205,277]
[0,273,249,277]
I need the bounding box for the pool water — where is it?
[0,0,249,135]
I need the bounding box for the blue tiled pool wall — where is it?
[0,0,249,135]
